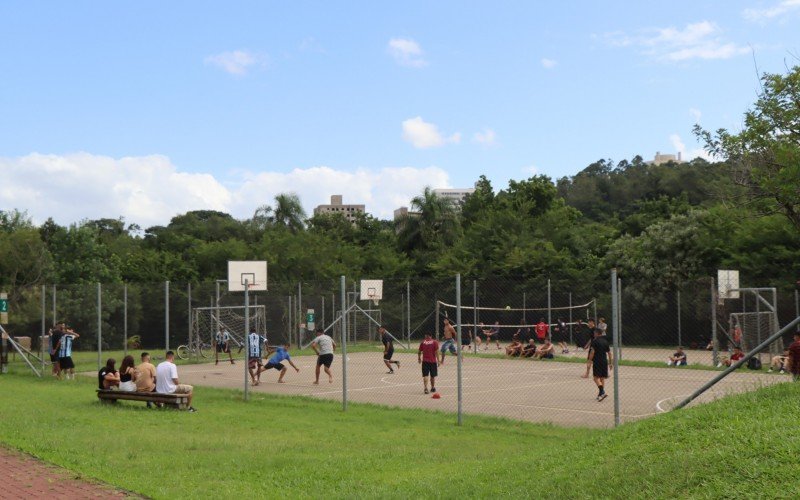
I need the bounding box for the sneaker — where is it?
[146,402,153,409]
[430,387,436,393]
[768,368,773,373]
[188,407,197,413]
[424,389,429,394]
[597,394,608,402]
[667,361,673,366]
[717,363,723,368]
[780,369,786,374]
[386,370,394,374]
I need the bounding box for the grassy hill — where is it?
[0,373,798,498]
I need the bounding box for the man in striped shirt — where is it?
[214,328,235,365]
[247,330,267,386]
[56,325,80,380]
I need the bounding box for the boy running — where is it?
[259,343,300,383]
[214,328,235,365]
[581,328,613,401]
[380,326,400,374]
[418,333,440,394]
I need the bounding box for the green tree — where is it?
[695,65,800,230]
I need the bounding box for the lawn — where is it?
[1,372,799,498]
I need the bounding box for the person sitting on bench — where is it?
[98,358,120,389]
[156,351,197,412]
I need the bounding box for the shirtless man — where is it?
[440,318,457,364]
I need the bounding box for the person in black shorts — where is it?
[379,326,400,374]
[582,328,613,401]
[48,323,64,378]
[418,333,439,394]
[311,328,336,384]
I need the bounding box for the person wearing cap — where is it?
[581,328,613,401]
[787,332,800,381]
[311,328,336,384]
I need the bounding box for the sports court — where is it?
[178,349,781,428]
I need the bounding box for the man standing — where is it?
[214,328,235,365]
[55,325,79,380]
[48,323,64,379]
[787,331,800,381]
[440,319,457,365]
[380,326,400,374]
[259,343,300,383]
[247,330,266,386]
[581,328,613,401]
[155,351,196,412]
[418,333,440,394]
[311,328,336,385]
[535,318,549,343]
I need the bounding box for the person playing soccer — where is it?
[582,328,613,401]
[55,324,80,380]
[311,328,336,384]
[259,343,300,383]
[380,326,400,374]
[552,317,570,353]
[440,318,457,364]
[418,332,439,394]
[214,328,235,365]
[484,321,501,350]
[247,330,267,386]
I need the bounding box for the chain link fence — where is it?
[2,274,799,428]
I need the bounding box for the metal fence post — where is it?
[547,279,552,331]
[298,282,302,347]
[611,270,620,427]
[123,284,128,355]
[473,280,478,352]
[52,284,56,328]
[407,281,411,345]
[677,288,682,347]
[795,289,799,332]
[341,276,348,411]
[456,274,463,426]
[165,281,170,352]
[97,283,102,371]
[288,295,292,346]
[244,279,250,401]
[41,285,46,374]
[568,292,573,345]
[187,283,193,358]
[617,277,622,359]
[711,278,718,366]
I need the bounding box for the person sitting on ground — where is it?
[718,347,745,368]
[535,339,555,359]
[505,335,523,357]
[667,346,687,366]
[521,339,538,358]
[156,351,197,412]
[118,354,138,391]
[768,348,791,374]
[98,358,120,390]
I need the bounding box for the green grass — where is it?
[1,373,800,498]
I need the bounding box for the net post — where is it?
[243,279,249,402]
[52,284,56,335]
[611,269,620,427]
[473,280,478,353]
[123,284,128,356]
[568,292,573,345]
[617,277,622,360]
[435,300,440,340]
[677,288,682,348]
[165,281,170,352]
[522,291,526,325]
[298,282,302,348]
[97,283,102,372]
[456,274,463,426]
[711,278,718,366]
[341,275,348,412]
[40,284,45,375]
[795,289,799,333]
[187,282,193,360]
[407,281,411,346]
[546,279,551,338]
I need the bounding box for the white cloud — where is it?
[0,153,450,226]
[669,133,714,161]
[743,0,800,21]
[387,38,428,68]
[472,128,497,146]
[204,50,264,75]
[540,58,557,69]
[600,21,749,61]
[689,107,702,123]
[401,117,460,149]
[522,164,539,176]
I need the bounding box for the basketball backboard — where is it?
[360,279,383,301]
[717,270,739,300]
[228,261,268,292]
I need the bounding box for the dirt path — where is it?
[0,446,141,498]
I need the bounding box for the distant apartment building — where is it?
[647,151,686,166]
[313,195,365,224]
[432,188,476,206]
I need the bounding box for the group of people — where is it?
[245,328,335,386]
[98,351,197,412]
[47,322,80,380]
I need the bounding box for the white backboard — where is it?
[228,261,268,292]
[717,270,740,300]
[360,279,383,301]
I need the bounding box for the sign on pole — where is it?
[0,292,8,324]
[306,309,315,331]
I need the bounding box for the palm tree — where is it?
[271,193,307,233]
[397,187,461,252]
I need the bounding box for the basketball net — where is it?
[368,293,379,307]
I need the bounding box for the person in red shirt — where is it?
[787,332,800,381]
[718,347,745,367]
[535,318,549,342]
[418,333,440,394]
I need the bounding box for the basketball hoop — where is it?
[368,292,379,307]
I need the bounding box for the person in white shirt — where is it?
[214,329,235,365]
[247,331,267,386]
[310,328,336,385]
[155,351,196,412]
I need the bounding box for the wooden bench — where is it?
[96,389,189,410]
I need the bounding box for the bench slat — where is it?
[96,390,189,409]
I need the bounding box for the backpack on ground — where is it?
[747,357,762,370]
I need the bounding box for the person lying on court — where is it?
[258,343,300,383]
[667,346,687,366]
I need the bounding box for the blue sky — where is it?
[1,0,799,227]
